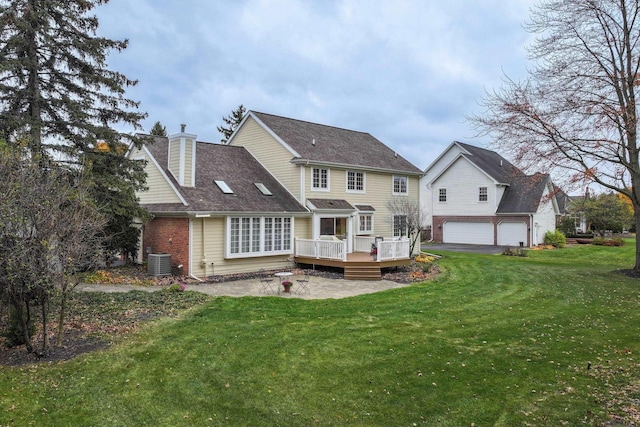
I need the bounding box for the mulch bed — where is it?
[0,262,438,367]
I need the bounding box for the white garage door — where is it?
[443,221,494,245]
[497,222,528,247]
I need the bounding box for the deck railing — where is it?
[295,238,347,261]
[296,237,410,262]
[377,238,410,261]
[353,236,375,252]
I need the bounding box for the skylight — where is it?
[254,182,272,196]
[214,180,234,194]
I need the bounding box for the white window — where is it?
[479,187,488,202]
[438,188,447,202]
[347,170,365,192]
[227,217,293,258]
[393,175,408,195]
[358,214,373,234]
[393,215,407,237]
[312,168,329,191]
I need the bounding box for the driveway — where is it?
[422,243,504,255]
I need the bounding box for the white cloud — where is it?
[96,0,534,168]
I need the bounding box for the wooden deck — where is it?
[294,252,411,280]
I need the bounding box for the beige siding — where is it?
[184,138,194,187]
[306,165,420,238]
[190,216,302,277]
[131,148,183,204]
[231,117,302,201]
[168,138,180,182]
[294,217,312,240]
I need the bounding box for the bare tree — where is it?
[471,0,640,271]
[0,145,106,356]
[387,197,426,255]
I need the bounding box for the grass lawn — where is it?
[2,242,640,426]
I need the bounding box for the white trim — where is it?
[392,175,408,195]
[141,145,189,206]
[300,165,306,202]
[438,187,448,203]
[178,137,185,185]
[357,213,374,234]
[224,216,294,259]
[191,137,197,186]
[423,141,471,174]
[311,167,330,192]
[478,186,488,202]
[345,170,366,193]
[428,153,507,187]
[228,112,301,158]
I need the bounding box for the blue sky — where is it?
[96,0,535,170]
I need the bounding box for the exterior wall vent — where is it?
[148,253,172,276]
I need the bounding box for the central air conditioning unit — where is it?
[148,253,172,277]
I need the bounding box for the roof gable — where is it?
[454,142,522,184]
[242,111,422,175]
[497,173,552,214]
[141,135,307,214]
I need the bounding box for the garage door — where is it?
[443,221,494,245]
[497,222,528,247]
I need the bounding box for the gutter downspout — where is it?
[190,216,208,282]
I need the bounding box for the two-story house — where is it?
[420,141,560,247]
[228,112,424,278]
[131,112,423,280]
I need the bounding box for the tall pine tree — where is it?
[217,104,246,143]
[0,0,148,262]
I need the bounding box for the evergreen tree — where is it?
[150,120,167,136]
[217,104,246,143]
[0,0,148,264]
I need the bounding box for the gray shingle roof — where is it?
[141,135,308,214]
[497,173,550,214]
[456,142,521,184]
[307,199,355,210]
[453,142,556,214]
[251,111,423,175]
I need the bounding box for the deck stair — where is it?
[344,262,381,280]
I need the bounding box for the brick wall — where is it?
[143,217,190,272]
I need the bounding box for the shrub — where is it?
[502,247,528,257]
[592,237,604,245]
[544,230,567,248]
[602,238,625,247]
[165,283,186,293]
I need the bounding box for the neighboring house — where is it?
[227,111,424,278]
[556,189,589,233]
[129,127,308,279]
[420,141,560,247]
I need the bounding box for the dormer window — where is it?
[215,180,234,194]
[254,182,272,195]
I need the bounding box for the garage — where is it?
[497,222,528,247]
[443,221,494,245]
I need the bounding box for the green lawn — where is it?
[2,242,640,426]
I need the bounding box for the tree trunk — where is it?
[40,294,48,356]
[12,297,34,354]
[634,202,640,271]
[56,285,68,347]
